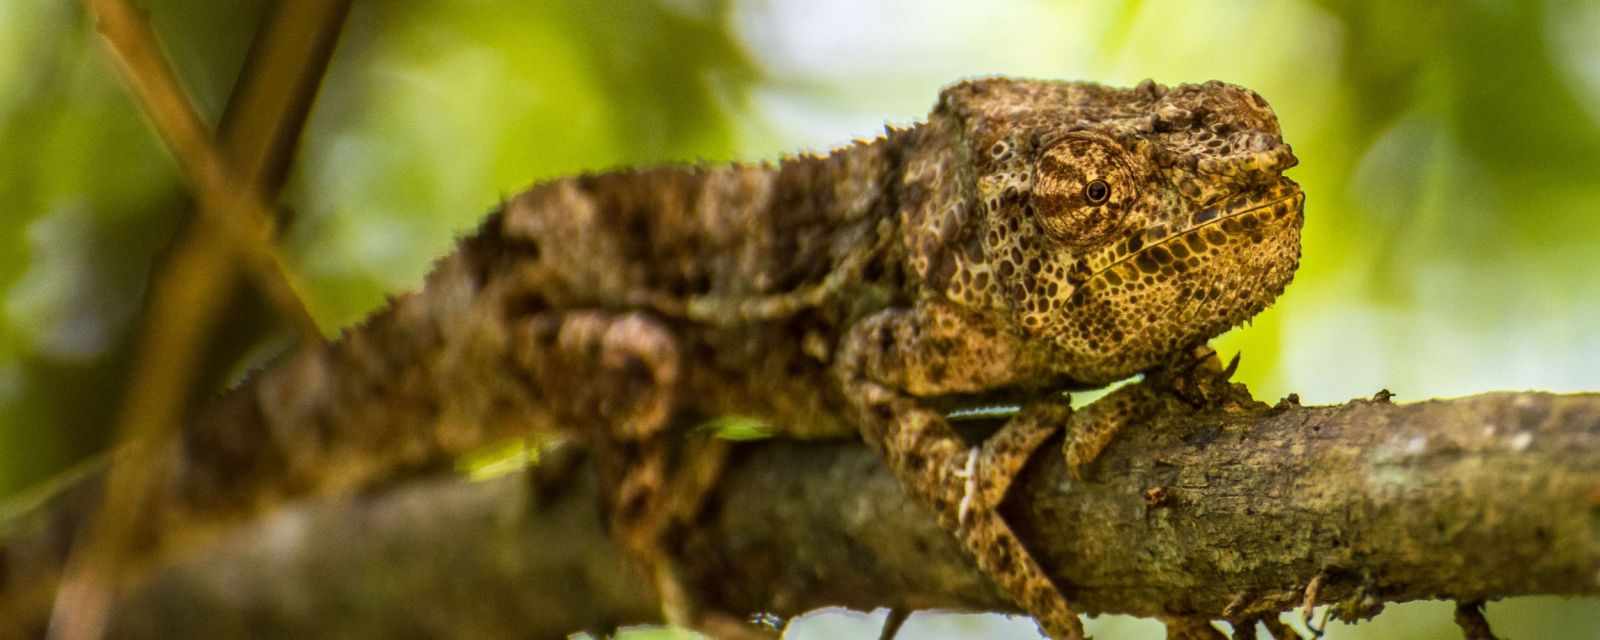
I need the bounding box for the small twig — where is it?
[1259,616,1301,640]
[1453,601,1500,640]
[1300,574,1328,637]
[179,0,352,403]
[876,608,910,640]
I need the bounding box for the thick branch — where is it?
[64,390,1600,637]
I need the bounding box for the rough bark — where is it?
[57,389,1600,637]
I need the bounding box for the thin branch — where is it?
[216,0,353,197]
[85,0,321,337]
[52,2,345,637]
[47,217,237,640]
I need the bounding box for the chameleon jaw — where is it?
[1083,181,1305,289]
[1047,181,1304,384]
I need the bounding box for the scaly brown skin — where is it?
[30,78,1297,640]
[489,78,1304,639]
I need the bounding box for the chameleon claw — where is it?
[955,447,978,479]
[956,447,979,526]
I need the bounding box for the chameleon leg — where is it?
[958,396,1072,522]
[837,313,1086,640]
[844,382,1085,639]
[1061,383,1160,481]
[513,311,753,637]
[1063,343,1239,479]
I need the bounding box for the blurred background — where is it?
[1,0,1597,637]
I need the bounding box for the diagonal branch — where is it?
[51,2,347,637]
[85,0,322,337]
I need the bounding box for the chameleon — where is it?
[494,77,1304,638]
[0,77,1301,638]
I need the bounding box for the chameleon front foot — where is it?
[1061,342,1239,480]
[958,494,1088,640]
[956,396,1072,520]
[849,384,1086,639]
[838,309,1088,639]
[1144,343,1242,409]
[1061,383,1160,481]
[953,398,1087,640]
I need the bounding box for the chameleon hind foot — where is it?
[514,310,686,543]
[596,428,740,639]
[514,311,756,638]
[626,435,748,639]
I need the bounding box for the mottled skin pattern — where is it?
[485,78,1303,638]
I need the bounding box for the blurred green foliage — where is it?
[1,1,1596,637]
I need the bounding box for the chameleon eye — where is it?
[1084,179,1110,205]
[1031,136,1133,247]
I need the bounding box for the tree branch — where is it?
[34,389,1596,637]
[49,3,346,636]
[86,0,322,337]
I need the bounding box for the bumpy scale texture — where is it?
[411,78,1301,638]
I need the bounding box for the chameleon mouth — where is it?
[1041,180,1304,385]
[1085,182,1304,286]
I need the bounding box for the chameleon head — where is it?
[942,78,1304,384]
